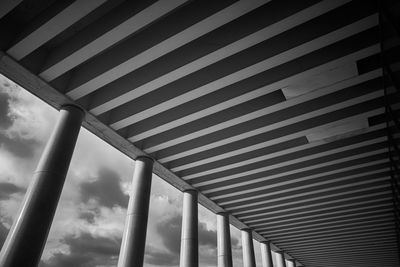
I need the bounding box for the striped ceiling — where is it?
[0,0,399,266]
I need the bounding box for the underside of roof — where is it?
[0,0,399,266]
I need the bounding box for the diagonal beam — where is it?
[107,15,378,134]
[0,0,23,19]
[7,0,107,60]
[106,0,352,131]
[158,90,383,164]
[39,0,189,81]
[66,0,270,99]
[175,75,383,175]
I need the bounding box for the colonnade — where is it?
[0,105,300,266]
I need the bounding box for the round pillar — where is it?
[180,189,198,267]
[287,259,296,267]
[217,212,233,267]
[118,156,154,267]
[260,241,273,267]
[276,251,287,267]
[241,229,256,267]
[0,104,84,267]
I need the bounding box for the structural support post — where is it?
[118,156,154,267]
[0,104,84,267]
[241,229,256,267]
[276,251,287,267]
[287,259,296,267]
[217,212,233,267]
[260,241,273,267]
[180,189,198,267]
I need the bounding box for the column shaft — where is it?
[118,156,154,267]
[0,105,84,267]
[179,190,198,267]
[217,213,233,267]
[241,229,256,267]
[260,241,273,267]
[287,259,296,267]
[276,251,287,267]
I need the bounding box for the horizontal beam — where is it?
[276,229,395,247]
[265,219,394,241]
[220,165,389,207]
[243,196,391,224]
[208,147,388,198]
[232,183,389,215]
[257,209,392,233]
[280,234,396,250]
[238,189,391,220]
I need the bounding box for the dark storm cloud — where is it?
[156,213,182,254]
[145,245,180,266]
[0,132,40,159]
[198,221,217,248]
[78,210,97,224]
[0,209,12,250]
[0,86,41,158]
[0,89,12,129]
[0,182,25,200]
[0,220,9,250]
[39,231,121,267]
[144,214,181,266]
[231,233,240,249]
[154,214,219,254]
[80,168,129,209]
[146,213,238,266]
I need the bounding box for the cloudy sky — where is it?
[0,74,276,267]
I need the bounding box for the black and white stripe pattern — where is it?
[1,0,399,266]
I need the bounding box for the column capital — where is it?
[60,103,85,113]
[135,155,154,162]
[182,188,198,194]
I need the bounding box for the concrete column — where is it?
[260,241,273,267]
[287,259,296,267]
[241,229,256,267]
[180,189,198,267]
[0,104,84,267]
[276,251,287,267]
[217,212,233,267]
[118,156,154,267]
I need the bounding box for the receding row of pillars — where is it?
[0,105,300,266]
